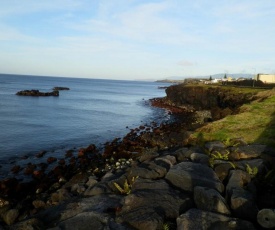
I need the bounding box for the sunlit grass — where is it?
[190,90,275,147]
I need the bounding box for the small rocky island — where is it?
[16,89,59,96]
[52,87,70,91]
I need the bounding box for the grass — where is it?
[190,89,275,147]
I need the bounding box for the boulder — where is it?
[214,162,235,182]
[226,170,251,198]
[116,179,193,230]
[34,195,123,228]
[190,152,209,165]
[2,209,19,225]
[204,141,226,153]
[177,208,255,230]
[154,155,177,170]
[165,162,224,193]
[229,145,266,160]
[226,170,258,220]
[230,188,258,221]
[48,212,125,230]
[194,186,231,215]
[173,147,193,162]
[127,162,167,180]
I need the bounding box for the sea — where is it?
[0,74,171,178]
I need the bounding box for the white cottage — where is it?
[256,74,275,83]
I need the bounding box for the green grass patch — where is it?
[190,91,275,147]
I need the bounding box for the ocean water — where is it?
[0,74,170,166]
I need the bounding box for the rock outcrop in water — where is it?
[52,87,70,91]
[16,89,59,96]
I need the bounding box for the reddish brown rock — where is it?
[36,151,46,158]
[11,165,21,174]
[47,157,57,164]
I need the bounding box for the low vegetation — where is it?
[191,88,275,147]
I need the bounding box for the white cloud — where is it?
[178,60,197,67]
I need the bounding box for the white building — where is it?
[256,74,275,83]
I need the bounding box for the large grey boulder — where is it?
[214,162,235,182]
[194,186,231,215]
[226,170,251,198]
[165,162,224,193]
[204,141,226,152]
[190,152,209,165]
[177,208,255,230]
[116,179,193,230]
[226,170,258,220]
[230,188,258,221]
[173,147,193,162]
[229,145,266,160]
[47,212,127,230]
[126,162,167,180]
[32,195,123,228]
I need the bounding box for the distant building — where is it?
[256,74,275,83]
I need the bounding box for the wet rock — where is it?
[177,208,255,230]
[24,163,37,175]
[194,186,231,215]
[47,157,57,164]
[36,150,46,158]
[11,165,21,174]
[165,162,224,193]
[32,170,44,179]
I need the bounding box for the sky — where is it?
[0,0,274,80]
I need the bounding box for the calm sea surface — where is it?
[0,74,170,165]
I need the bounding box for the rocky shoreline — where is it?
[1,84,275,229]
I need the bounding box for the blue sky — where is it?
[0,0,274,80]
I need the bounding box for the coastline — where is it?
[0,84,275,228]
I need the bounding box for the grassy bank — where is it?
[190,88,275,147]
